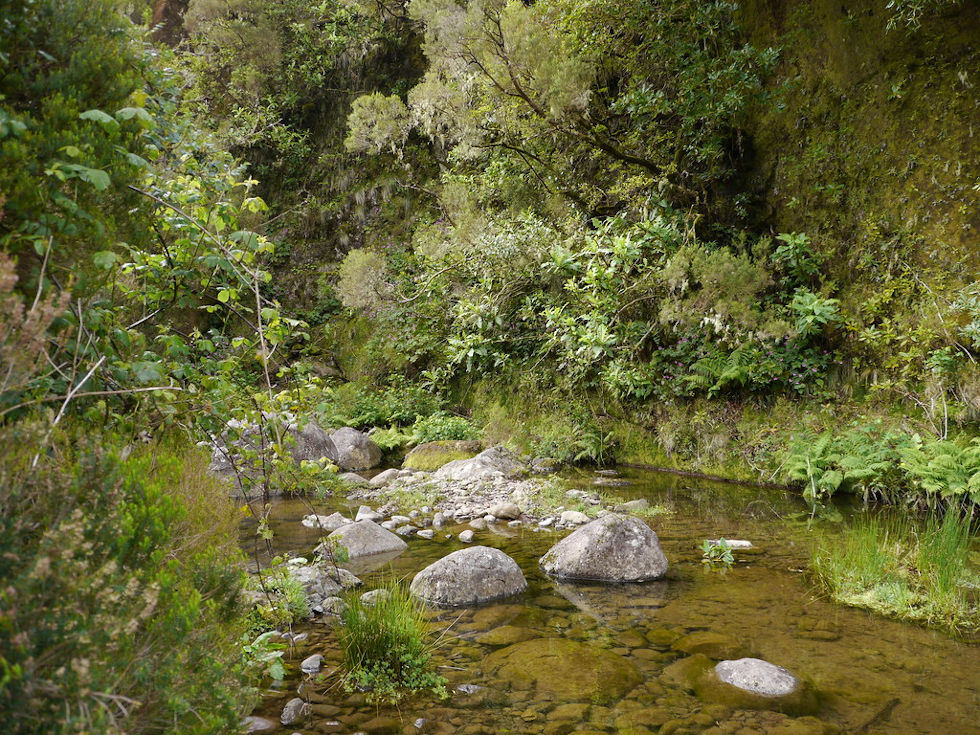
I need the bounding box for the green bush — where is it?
[409,411,480,444]
[337,583,446,703]
[0,427,254,735]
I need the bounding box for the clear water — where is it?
[243,468,980,735]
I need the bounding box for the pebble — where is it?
[459,530,475,543]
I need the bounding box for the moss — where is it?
[402,440,482,471]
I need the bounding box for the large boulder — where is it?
[403,440,483,471]
[322,520,407,559]
[432,446,526,482]
[410,546,527,606]
[208,417,339,492]
[483,638,641,704]
[539,514,668,582]
[330,427,382,470]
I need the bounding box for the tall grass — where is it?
[811,511,978,631]
[338,583,446,702]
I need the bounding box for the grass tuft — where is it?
[337,583,447,703]
[811,511,979,631]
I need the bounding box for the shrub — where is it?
[0,426,253,735]
[337,583,446,703]
[409,411,480,444]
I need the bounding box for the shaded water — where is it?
[244,469,980,735]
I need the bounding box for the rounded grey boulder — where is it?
[322,520,407,559]
[539,514,667,582]
[410,546,527,606]
[715,658,799,697]
[330,427,382,470]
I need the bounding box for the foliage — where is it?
[245,560,311,632]
[785,424,980,509]
[0,430,252,735]
[811,511,978,630]
[886,0,962,29]
[409,411,480,444]
[337,583,447,703]
[700,538,735,567]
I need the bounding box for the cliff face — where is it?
[740,0,979,301]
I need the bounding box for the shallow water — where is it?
[243,468,980,735]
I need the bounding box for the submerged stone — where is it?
[715,657,799,697]
[483,637,641,704]
[672,630,746,659]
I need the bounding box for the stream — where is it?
[242,468,980,735]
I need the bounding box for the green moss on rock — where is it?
[402,440,483,471]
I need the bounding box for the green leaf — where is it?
[93,251,117,269]
[115,106,155,129]
[79,109,119,128]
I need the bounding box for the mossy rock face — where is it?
[483,637,641,704]
[403,440,483,471]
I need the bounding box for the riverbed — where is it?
[243,468,980,735]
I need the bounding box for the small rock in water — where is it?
[322,596,346,615]
[456,683,484,695]
[459,529,475,543]
[355,505,383,522]
[507,520,522,527]
[595,469,620,477]
[469,518,488,530]
[369,468,401,487]
[560,510,590,526]
[381,520,398,530]
[714,658,799,697]
[417,529,435,539]
[390,514,411,525]
[300,654,323,673]
[395,524,418,536]
[538,517,555,527]
[280,697,310,726]
[243,716,276,732]
[433,512,447,529]
[707,539,754,550]
[489,501,521,520]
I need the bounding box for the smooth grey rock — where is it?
[381,520,398,530]
[395,524,418,536]
[410,546,527,606]
[338,472,368,485]
[209,418,339,493]
[489,501,521,520]
[243,716,276,732]
[390,514,412,525]
[322,520,407,559]
[369,468,402,486]
[540,514,668,582]
[280,697,310,726]
[288,564,360,609]
[301,512,351,532]
[614,498,649,513]
[459,529,475,543]
[432,512,447,528]
[538,517,555,527]
[355,505,383,522]
[301,654,323,673]
[715,658,800,697]
[559,510,590,525]
[417,529,435,539]
[433,446,526,482]
[469,518,488,530]
[707,539,754,550]
[360,588,390,606]
[507,520,522,527]
[330,427,382,470]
